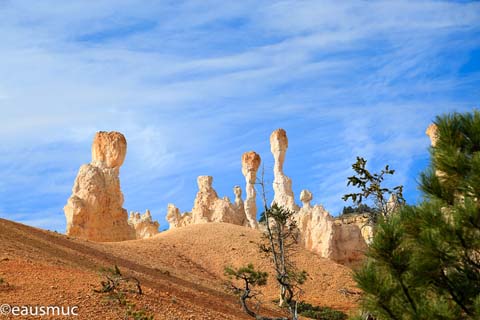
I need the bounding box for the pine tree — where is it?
[354,111,480,319]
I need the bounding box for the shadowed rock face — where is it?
[64,131,135,242]
[242,151,261,228]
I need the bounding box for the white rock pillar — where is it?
[242,151,261,228]
[270,129,298,211]
[233,185,244,209]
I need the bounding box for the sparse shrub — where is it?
[340,204,375,216]
[296,302,347,320]
[95,265,153,320]
[224,264,270,318]
[96,265,142,296]
[126,302,154,320]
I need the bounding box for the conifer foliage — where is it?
[354,111,480,319]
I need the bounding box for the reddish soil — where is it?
[0,219,361,319]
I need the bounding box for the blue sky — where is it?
[0,1,479,232]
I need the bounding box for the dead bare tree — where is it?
[224,166,307,320]
[257,166,307,320]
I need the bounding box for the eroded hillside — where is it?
[0,219,360,319]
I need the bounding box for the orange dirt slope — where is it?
[0,218,360,319]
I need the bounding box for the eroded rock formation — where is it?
[296,191,333,257]
[242,151,261,228]
[128,209,160,239]
[64,131,135,242]
[233,186,243,209]
[164,128,373,264]
[166,176,248,229]
[426,123,439,147]
[300,190,313,209]
[166,204,191,228]
[296,189,368,264]
[270,129,298,211]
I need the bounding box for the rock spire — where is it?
[64,131,135,242]
[242,151,261,228]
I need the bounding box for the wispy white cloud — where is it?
[0,0,478,230]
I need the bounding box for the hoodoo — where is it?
[64,131,159,241]
[270,129,299,211]
[64,131,135,242]
[242,151,261,228]
[164,128,373,264]
[166,176,248,229]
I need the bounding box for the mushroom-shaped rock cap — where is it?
[300,190,313,203]
[91,131,127,168]
[270,128,288,153]
[242,151,261,176]
[233,185,242,197]
[426,123,439,147]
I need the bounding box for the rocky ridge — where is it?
[167,176,247,228]
[167,129,372,264]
